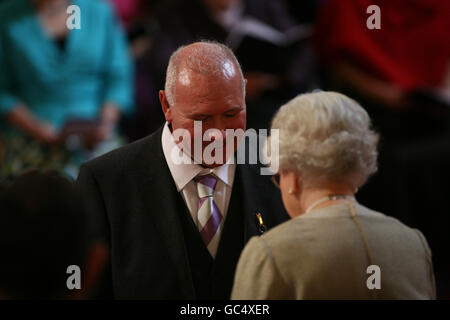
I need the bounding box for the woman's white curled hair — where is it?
[269,91,379,188]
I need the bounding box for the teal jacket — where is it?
[0,0,133,129]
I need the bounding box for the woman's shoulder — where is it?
[258,203,419,251]
[355,203,429,245]
[257,215,323,253]
[354,202,416,231]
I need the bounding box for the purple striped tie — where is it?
[194,174,222,254]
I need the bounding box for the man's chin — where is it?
[200,153,235,168]
[201,162,223,169]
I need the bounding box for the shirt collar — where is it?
[161,122,235,192]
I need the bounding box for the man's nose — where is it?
[211,117,225,131]
[212,118,228,135]
[204,128,227,141]
[205,118,227,140]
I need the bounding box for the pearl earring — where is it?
[288,189,293,195]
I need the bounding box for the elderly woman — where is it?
[231,91,436,299]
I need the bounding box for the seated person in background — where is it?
[137,0,317,135]
[0,0,133,179]
[231,91,436,299]
[0,170,108,299]
[107,0,156,59]
[315,0,450,138]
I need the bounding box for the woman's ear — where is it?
[159,90,173,123]
[281,171,301,197]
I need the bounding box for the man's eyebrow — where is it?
[190,113,210,118]
[189,106,243,118]
[224,106,244,113]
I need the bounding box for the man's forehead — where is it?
[175,99,244,116]
[176,59,239,85]
[175,67,243,98]
[173,79,245,115]
[221,60,237,79]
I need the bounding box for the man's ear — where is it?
[243,78,248,97]
[159,90,173,123]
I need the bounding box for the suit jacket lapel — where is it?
[235,164,263,241]
[137,127,195,298]
[236,163,288,241]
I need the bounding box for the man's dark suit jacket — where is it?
[76,126,289,299]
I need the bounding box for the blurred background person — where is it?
[0,0,133,180]
[106,0,159,141]
[107,0,156,59]
[285,0,325,26]
[314,0,450,297]
[108,0,143,30]
[231,92,436,300]
[315,0,450,138]
[130,0,320,137]
[0,170,108,299]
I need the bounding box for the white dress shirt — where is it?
[161,122,236,257]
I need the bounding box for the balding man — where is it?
[76,41,288,299]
